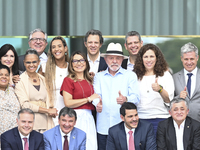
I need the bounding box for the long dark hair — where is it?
[0,44,19,75]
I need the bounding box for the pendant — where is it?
[33,79,37,83]
[147,90,149,93]
[60,75,62,77]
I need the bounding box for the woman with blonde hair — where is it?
[41,36,69,125]
[60,51,99,150]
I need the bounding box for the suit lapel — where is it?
[55,126,62,150]
[118,122,128,150]
[167,118,177,149]
[191,68,200,99]
[14,128,23,150]
[69,128,76,150]
[29,131,35,150]
[183,117,191,150]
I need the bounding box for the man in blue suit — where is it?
[106,102,156,150]
[1,108,44,150]
[43,107,86,150]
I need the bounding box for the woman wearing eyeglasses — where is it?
[15,49,57,133]
[60,51,99,150]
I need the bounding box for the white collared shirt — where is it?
[173,120,185,150]
[184,67,197,98]
[87,53,100,74]
[39,52,48,65]
[127,57,134,71]
[18,130,30,150]
[124,123,135,149]
[59,127,71,148]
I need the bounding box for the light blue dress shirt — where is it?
[93,67,140,135]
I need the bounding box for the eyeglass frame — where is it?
[72,59,86,64]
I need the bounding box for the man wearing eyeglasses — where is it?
[18,28,48,72]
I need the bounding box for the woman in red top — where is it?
[60,51,99,150]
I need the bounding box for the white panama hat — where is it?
[100,42,128,59]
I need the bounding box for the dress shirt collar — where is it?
[18,130,30,139]
[173,119,185,129]
[124,122,135,135]
[87,52,100,62]
[184,67,197,76]
[59,126,71,140]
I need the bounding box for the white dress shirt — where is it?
[39,52,48,64]
[127,57,134,71]
[184,67,197,98]
[173,120,185,150]
[60,127,71,148]
[19,131,30,150]
[124,124,135,149]
[87,53,100,74]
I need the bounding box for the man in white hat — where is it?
[93,42,140,150]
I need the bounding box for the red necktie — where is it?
[128,131,135,150]
[23,138,29,150]
[63,135,69,150]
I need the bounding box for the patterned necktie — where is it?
[187,73,193,97]
[63,135,69,150]
[128,131,135,150]
[23,138,29,150]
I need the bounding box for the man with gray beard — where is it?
[93,42,140,150]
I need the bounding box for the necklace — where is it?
[77,80,93,98]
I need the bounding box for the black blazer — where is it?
[1,127,44,150]
[106,121,157,150]
[98,56,107,72]
[121,59,128,69]
[157,116,200,150]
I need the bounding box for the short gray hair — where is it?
[59,107,77,121]
[17,108,35,120]
[181,42,198,57]
[170,98,189,110]
[125,31,141,44]
[29,28,48,41]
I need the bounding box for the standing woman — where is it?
[15,49,57,133]
[134,44,174,135]
[0,44,19,87]
[41,36,69,126]
[60,51,99,150]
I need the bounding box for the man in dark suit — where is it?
[18,28,48,72]
[157,98,200,150]
[106,102,156,150]
[173,42,200,122]
[1,108,44,150]
[43,107,86,150]
[84,29,107,75]
[121,31,143,70]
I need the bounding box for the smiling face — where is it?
[84,35,102,57]
[181,51,198,72]
[120,109,139,129]
[0,50,15,69]
[28,32,47,56]
[59,114,76,134]
[125,36,143,56]
[72,54,86,74]
[142,50,156,72]
[104,55,123,74]
[51,39,67,60]
[169,101,189,126]
[17,113,34,136]
[0,68,10,91]
[24,54,40,73]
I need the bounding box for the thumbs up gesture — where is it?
[180,86,187,99]
[116,91,127,105]
[152,78,160,92]
[96,97,103,113]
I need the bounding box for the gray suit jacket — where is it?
[173,68,200,122]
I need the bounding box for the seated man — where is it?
[157,98,200,149]
[106,102,156,150]
[1,108,44,150]
[43,107,86,150]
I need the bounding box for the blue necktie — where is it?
[187,73,193,97]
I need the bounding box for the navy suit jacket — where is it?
[1,127,44,150]
[121,59,128,69]
[98,56,107,72]
[43,125,86,150]
[106,121,157,150]
[157,116,200,150]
